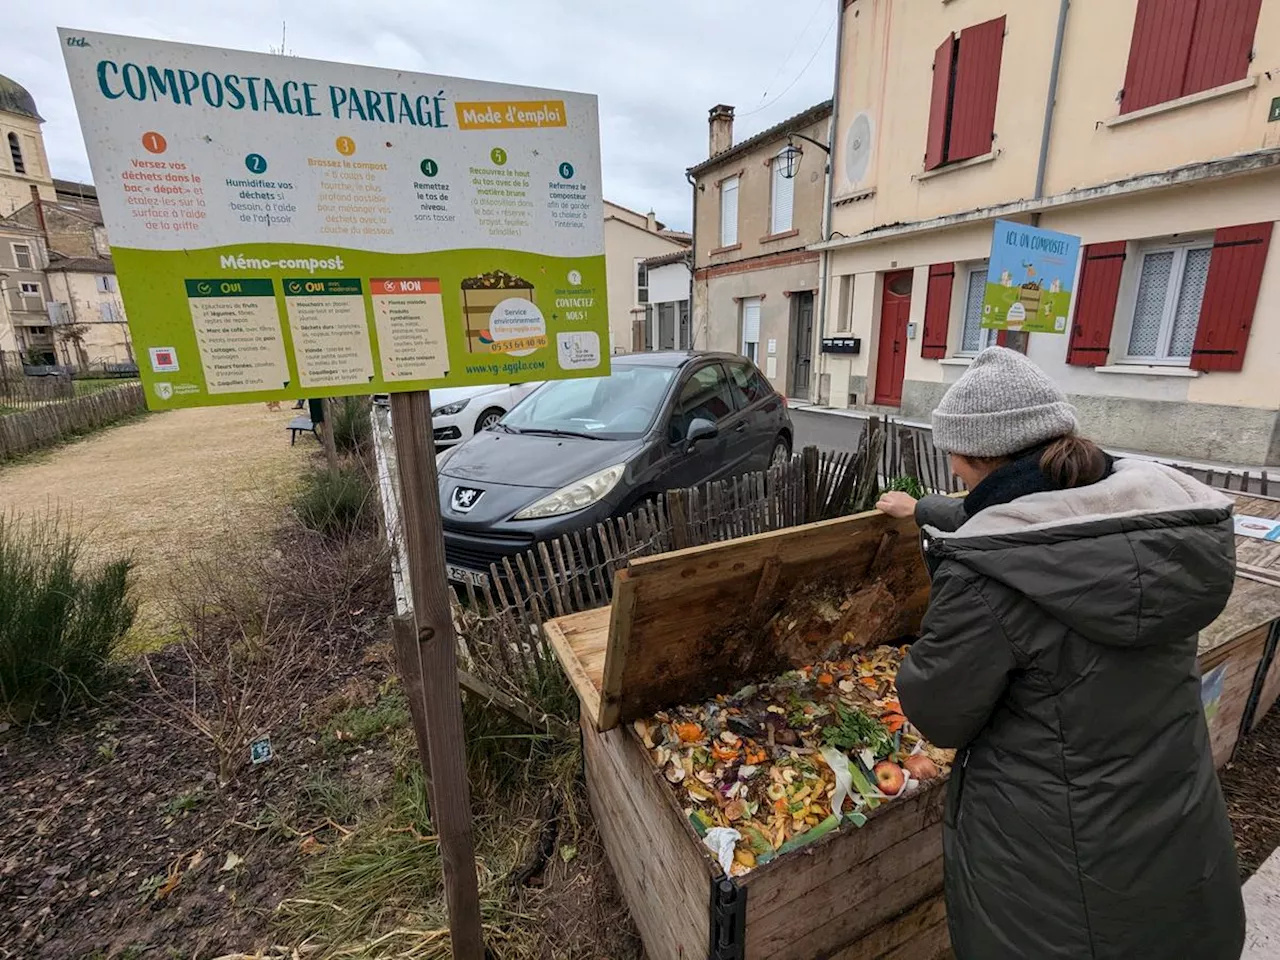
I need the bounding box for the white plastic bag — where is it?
[703,827,742,875]
[821,746,855,818]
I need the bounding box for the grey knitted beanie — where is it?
[931,347,1078,457]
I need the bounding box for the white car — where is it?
[424,382,543,449]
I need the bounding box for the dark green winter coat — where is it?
[898,459,1245,960]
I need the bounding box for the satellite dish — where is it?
[845,112,873,187]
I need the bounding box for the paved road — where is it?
[790,407,866,456]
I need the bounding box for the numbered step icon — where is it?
[335,136,357,157]
[245,153,268,175]
[420,158,439,177]
[490,147,508,166]
[141,131,167,155]
[558,161,575,180]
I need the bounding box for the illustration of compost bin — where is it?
[545,509,953,960]
[460,269,535,353]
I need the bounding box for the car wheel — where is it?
[770,437,791,470]
[476,407,505,432]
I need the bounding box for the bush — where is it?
[885,475,926,500]
[293,463,377,539]
[0,514,135,720]
[330,396,372,455]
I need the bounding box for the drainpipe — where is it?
[685,169,697,349]
[1008,0,1070,355]
[815,0,847,403]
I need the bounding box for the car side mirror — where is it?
[685,417,718,451]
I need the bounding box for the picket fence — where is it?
[0,381,146,462]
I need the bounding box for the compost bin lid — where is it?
[544,509,931,731]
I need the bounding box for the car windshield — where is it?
[502,364,677,440]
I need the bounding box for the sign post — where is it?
[61,28,610,955]
[981,219,1082,336]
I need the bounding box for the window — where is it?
[503,364,677,440]
[740,296,761,363]
[770,151,794,235]
[925,17,1006,170]
[958,265,998,355]
[1123,241,1213,364]
[7,133,24,175]
[720,175,739,247]
[18,281,40,298]
[1121,0,1261,114]
[836,276,854,333]
[96,275,117,293]
[11,243,33,270]
[669,364,735,442]
[635,261,649,304]
[727,360,773,409]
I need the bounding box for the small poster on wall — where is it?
[982,220,1081,334]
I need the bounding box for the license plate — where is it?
[446,564,489,588]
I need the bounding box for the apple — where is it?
[873,760,907,797]
[903,754,941,782]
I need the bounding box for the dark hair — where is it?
[1040,434,1108,489]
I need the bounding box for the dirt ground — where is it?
[0,405,311,647]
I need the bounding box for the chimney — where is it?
[646,210,657,232]
[708,104,735,158]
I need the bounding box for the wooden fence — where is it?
[0,381,146,462]
[0,373,76,412]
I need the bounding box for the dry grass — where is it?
[0,404,310,648]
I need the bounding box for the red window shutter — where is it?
[1184,0,1260,96]
[1120,0,1197,114]
[1066,242,1127,366]
[921,263,955,359]
[1190,222,1273,372]
[949,17,1005,162]
[925,35,956,171]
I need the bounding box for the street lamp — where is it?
[778,133,832,180]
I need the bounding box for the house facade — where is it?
[690,101,831,399]
[44,255,134,369]
[0,222,52,363]
[816,0,1280,465]
[603,201,690,355]
[636,249,693,351]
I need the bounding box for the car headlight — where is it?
[433,398,470,417]
[513,464,626,521]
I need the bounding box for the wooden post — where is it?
[319,397,339,473]
[388,390,485,958]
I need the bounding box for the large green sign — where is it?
[61,29,609,409]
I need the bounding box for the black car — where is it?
[435,351,792,585]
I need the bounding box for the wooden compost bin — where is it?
[546,510,951,960]
[1227,493,1280,736]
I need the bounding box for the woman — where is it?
[877,347,1245,960]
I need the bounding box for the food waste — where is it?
[633,645,954,877]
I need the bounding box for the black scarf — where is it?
[963,443,1115,518]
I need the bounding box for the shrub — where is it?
[0,514,135,720]
[330,396,372,455]
[293,462,377,540]
[884,475,926,500]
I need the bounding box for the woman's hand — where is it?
[877,491,918,520]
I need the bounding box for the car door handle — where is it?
[734,421,747,433]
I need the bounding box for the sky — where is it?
[5,1,839,232]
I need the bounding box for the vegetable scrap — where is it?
[633,645,954,878]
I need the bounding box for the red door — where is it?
[874,270,913,406]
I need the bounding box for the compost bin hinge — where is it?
[709,877,747,960]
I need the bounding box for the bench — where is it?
[287,416,317,445]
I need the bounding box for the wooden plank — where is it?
[1198,625,1268,767]
[826,895,952,960]
[1201,578,1280,658]
[582,716,715,960]
[542,607,609,725]
[742,781,944,924]
[587,509,929,728]
[1250,624,1280,732]
[456,668,572,739]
